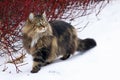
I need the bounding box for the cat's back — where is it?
[49,20,75,37]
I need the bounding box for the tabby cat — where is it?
[22,12,96,73]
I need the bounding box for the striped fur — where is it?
[22,12,96,73]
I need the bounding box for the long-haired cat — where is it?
[22,12,96,73]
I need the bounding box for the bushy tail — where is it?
[77,38,96,52]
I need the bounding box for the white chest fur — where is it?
[31,35,39,48]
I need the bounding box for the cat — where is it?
[22,12,96,73]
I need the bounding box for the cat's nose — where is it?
[36,23,40,26]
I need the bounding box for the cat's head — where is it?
[22,12,52,38]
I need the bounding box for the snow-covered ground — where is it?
[0,0,120,80]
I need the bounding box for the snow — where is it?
[0,0,120,80]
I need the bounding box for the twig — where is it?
[76,21,89,32]
[17,63,28,67]
[7,53,26,64]
[2,66,8,72]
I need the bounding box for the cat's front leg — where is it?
[31,61,41,73]
[31,53,45,73]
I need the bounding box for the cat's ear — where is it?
[42,12,47,20]
[28,13,34,22]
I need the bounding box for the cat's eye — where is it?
[43,21,46,24]
[41,18,44,20]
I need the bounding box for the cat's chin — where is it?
[36,27,47,33]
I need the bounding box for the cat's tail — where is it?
[77,38,96,52]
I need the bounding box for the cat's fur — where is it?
[22,12,96,73]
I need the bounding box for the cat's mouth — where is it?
[36,27,47,33]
